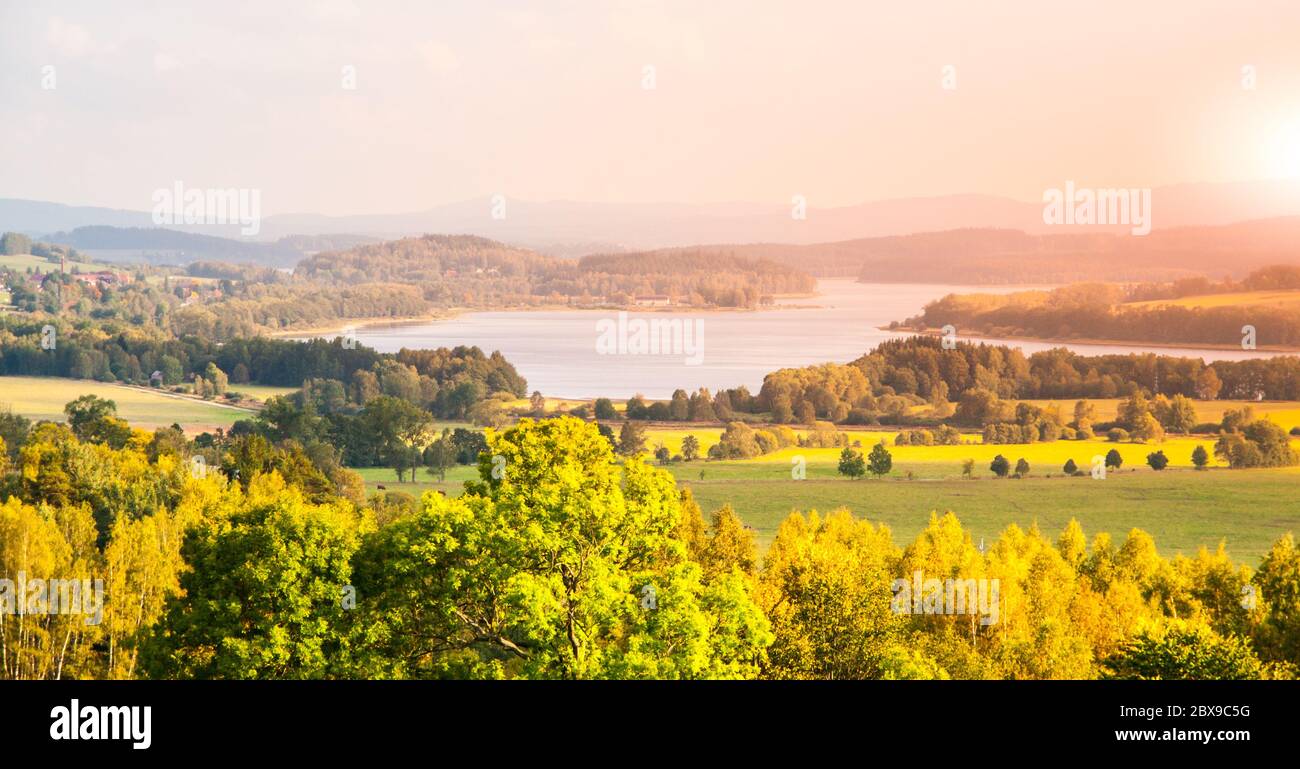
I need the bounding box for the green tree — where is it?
[1103,622,1262,680]
[63,395,132,449]
[141,479,363,679]
[1105,448,1123,470]
[593,398,618,420]
[867,442,892,478]
[0,232,32,255]
[1146,450,1169,471]
[1063,458,1078,475]
[204,362,229,396]
[618,420,646,456]
[347,417,771,679]
[838,447,866,479]
[1014,458,1030,477]
[423,431,456,481]
[1191,444,1209,470]
[989,454,1010,477]
[681,434,700,462]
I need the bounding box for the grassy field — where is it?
[0,253,117,273]
[0,376,257,431]
[1126,289,1300,311]
[349,423,1300,563]
[350,465,474,497]
[675,465,1300,563]
[228,384,301,403]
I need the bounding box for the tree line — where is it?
[1,415,1296,680]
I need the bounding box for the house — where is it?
[634,294,672,307]
[71,270,130,286]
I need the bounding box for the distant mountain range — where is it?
[6,178,1300,254]
[624,217,1300,284]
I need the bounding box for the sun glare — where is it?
[1277,124,1300,178]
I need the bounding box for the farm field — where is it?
[227,383,301,403]
[0,375,256,431]
[350,464,475,497]
[675,465,1300,563]
[349,420,1300,562]
[1015,398,1300,429]
[349,448,1300,563]
[0,252,117,273]
[1126,289,1300,311]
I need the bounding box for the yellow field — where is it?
[0,376,257,431]
[752,434,1229,472]
[641,424,1243,473]
[228,383,300,403]
[1016,398,1300,430]
[1126,289,1300,311]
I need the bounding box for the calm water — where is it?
[324,280,1290,399]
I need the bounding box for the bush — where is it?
[1107,428,1130,442]
[1146,450,1169,471]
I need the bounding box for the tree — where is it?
[593,398,618,420]
[961,458,975,478]
[0,232,32,255]
[990,454,1010,477]
[867,442,892,478]
[760,509,914,679]
[838,447,866,479]
[1155,394,1197,433]
[424,432,456,481]
[204,362,229,396]
[1063,458,1078,475]
[1105,448,1123,469]
[1214,420,1299,469]
[654,444,672,465]
[1195,367,1223,400]
[1191,445,1209,470]
[1014,458,1030,477]
[63,395,132,449]
[681,435,701,462]
[140,478,363,679]
[618,420,646,457]
[1146,451,1168,471]
[360,396,433,479]
[469,397,509,429]
[346,417,771,679]
[1253,533,1300,664]
[1103,622,1262,680]
[529,391,546,417]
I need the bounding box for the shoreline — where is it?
[894,326,1300,355]
[268,294,821,338]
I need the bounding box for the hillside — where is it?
[621,217,1300,284]
[295,234,813,308]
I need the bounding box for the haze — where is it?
[3,0,1300,216]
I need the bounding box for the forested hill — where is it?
[632,217,1300,284]
[294,234,813,308]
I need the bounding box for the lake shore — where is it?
[892,326,1300,355]
[269,295,819,338]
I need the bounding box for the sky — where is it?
[2,0,1300,216]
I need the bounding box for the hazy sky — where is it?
[3,0,1300,215]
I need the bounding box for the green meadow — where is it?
[0,375,256,431]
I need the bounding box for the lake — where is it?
[323,280,1291,399]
